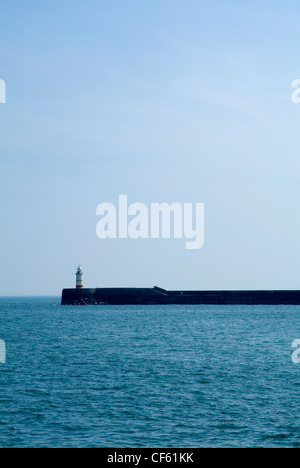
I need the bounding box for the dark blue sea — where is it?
[0,297,299,448]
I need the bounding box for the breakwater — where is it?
[61,286,300,305]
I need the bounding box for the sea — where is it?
[0,297,299,448]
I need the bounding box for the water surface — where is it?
[0,298,299,448]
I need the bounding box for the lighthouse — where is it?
[76,265,83,289]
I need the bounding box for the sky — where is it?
[0,0,299,295]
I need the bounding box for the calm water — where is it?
[0,297,299,448]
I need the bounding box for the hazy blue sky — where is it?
[0,0,299,295]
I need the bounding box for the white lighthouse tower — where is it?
[76,265,83,289]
